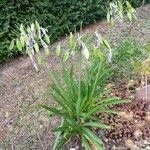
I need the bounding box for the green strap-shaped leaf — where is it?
[9,40,15,50]
[55,133,71,150]
[84,121,110,129]
[107,12,111,23]
[102,38,111,49]
[20,24,25,34]
[99,99,131,107]
[45,48,49,55]
[82,135,91,150]
[56,43,61,56]
[41,104,64,116]
[20,36,25,48]
[35,21,40,30]
[69,32,75,49]
[83,127,104,150]
[37,54,44,64]
[31,23,35,31]
[127,12,132,21]
[52,118,64,150]
[53,126,69,132]
[45,34,50,44]
[63,51,69,61]
[16,38,22,51]
[34,42,39,53]
[126,1,133,10]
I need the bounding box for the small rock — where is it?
[125,139,139,149]
[112,145,116,150]
[134,129,142,139]
[39,125,43,128]
[145,146,150,150]
[70,148,76,150]
[5,111,11,118]
[97,130,105,137]
[119,111,133,120]
[127,80,135,88]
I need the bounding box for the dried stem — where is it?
[37,133,45,150]
[145,75,148,101]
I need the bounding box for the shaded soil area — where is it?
[0,5,150,150]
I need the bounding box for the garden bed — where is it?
[63,83,150,149]
[1,4,150,150]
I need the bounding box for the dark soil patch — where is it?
[101,97,150,149]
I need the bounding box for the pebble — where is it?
[70,148,76,150]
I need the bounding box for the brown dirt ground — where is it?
[0,5,150,150]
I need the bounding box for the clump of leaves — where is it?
[111,39,144,81]
[10,21,50,71]
[10,1,136,149]
[133,40,150,99]
[41,61,129,150]
[107,0,137,25]
[55,31,113,64]
[40,30,130,149]
[134,40,150,82]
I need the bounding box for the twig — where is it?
[37,133,45,150]
[11,142,14,150]
[145,75,148,101]
[30,56,39,72]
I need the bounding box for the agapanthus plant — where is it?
[40,31,130,149]
[10,2,135,148]
[10,21,50,71]
[107,0,137,25]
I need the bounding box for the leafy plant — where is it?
[10,21,50,71]
[38,30,130,149]
[41,60,129,149]
[9,1,141,149]
[0,0,148,63]
[112,39,144,80]
[133,40,150,99]
[140,41,150,80]
[107,0,137,25]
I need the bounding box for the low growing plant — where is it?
[42,62,129,149]
[11,1,136,148]
[8,10,132,149]
[39,32,130,149]
[133,41,150,99]
[112,39,144,80]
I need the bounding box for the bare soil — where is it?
[0,5,150,150]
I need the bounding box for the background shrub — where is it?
[112,39,145,80]
[0,0,149,63]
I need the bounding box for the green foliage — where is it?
[33,28,130,149]
[0,0,148,63]
[37,26,132,149]
[41,61,129,149]
[133,40,150,85]
[112,39,145,80]
[11,22,50,71]
[54,31,112,63]
[107,0,137,25]
[8,1,137,148]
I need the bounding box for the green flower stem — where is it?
[77,53,82,122]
